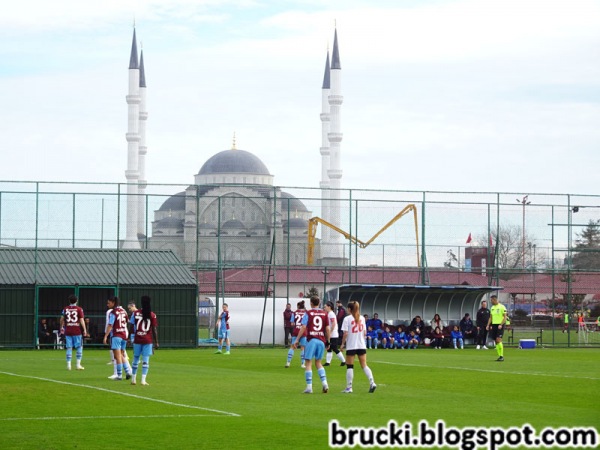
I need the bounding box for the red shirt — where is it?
[305,309,328,343]
[132,310,157,345]
[109,306,129,339]
[292,309,306,337]
[62,305,84,336]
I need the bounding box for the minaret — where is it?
[319,49,331,258]
[124,28,141,249]
[326,28,343,261]
[137,48,148,239]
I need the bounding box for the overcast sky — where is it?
[1,0,599,197]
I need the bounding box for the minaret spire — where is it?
[325,26,344,263]
[124,26,141,248]
[319,48,331,261]
[137,47,148,240]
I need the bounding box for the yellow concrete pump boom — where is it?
[307,203,420,266]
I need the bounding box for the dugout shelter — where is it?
[324,284,501,329]
[0,248,198,348]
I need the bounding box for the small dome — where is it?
[155,217,184,230]
[282,218,308,229]
[158,191,187,212]
[280,192,309,213]
[198,149,271,176]
[222,219,245,229]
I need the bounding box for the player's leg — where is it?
[122,349,132,378]
[224,331,231,354]
[131,343,141,385]
[358,352,376,393]
[343,353,355,393]
[65,336,73,370]
[140,344,152,385]
[314,343,328,393]
[285,336,296,367]
[302,343,315,393]
[75,336,84,370]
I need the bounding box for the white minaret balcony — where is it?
[126,94,141,104]
[126,133,141,142]
[328,95,343,105]
[327,132,343,143]
[328,169,343,179]
[320,146,330,156]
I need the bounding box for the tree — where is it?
[444,249,458,268]
[304,286,320,299]
[479,225,545,280]
[571,219,600,271]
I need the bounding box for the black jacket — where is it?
[476,308,490,327]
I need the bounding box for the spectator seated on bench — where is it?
[459,313,476,344]
[394,325,409,349]
[431,326,445,349]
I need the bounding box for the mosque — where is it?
[122,27,346,266]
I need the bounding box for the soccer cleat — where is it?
[476,345,481,350]
[340,362,346,366]
[369,384,377,393]
[324,362,330,366]
[302,388,313,394]
[141,381,149,386]
[301,364,306,369]
[108,374,119,380]
[223,351,230,355]
[114,377,123,381]
[214,350,222,354]
[76,366,85,370]
[342,387,353,393]
[322,385,329,393]
[496,356,504,362]
[284,363,290,368]
[483,345,489,350]
[126,373,132,380]
[131,380,136,385]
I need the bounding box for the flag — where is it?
[466,233,472,244]
[489,234,494,247]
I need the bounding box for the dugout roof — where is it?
[325,284,502,325]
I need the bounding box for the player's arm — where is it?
[59,315,65,334]
[292,325,306,349]
[79,317,88,337]
[500,308,507,327]
[103,314,114,345]
[152,325,159,348]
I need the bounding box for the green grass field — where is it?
[1,347,598,449]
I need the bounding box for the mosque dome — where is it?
[198,149,271,176]
[282,218,308,229]
[280,191,309,213]
[222,219,246,229]
[155,217,184,230]
[158,191,187,212]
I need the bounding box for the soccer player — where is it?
[291,296,329,394]
[324,301,346,366]
[130,295,159,386]
[103,296,132,380]
[60,294,88,371]
[215,303,231,354]
[340,300,376,393]
[486,294,507,362]
[285,300,307,368]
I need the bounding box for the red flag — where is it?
[489,234,493,247]
[466,233,472,244]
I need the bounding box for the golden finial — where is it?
[232,132,237,150]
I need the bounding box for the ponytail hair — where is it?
[297,300,306,310]
[141,295,152,321]
[347,301,361,324]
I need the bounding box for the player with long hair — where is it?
[130,295,159,386]
[285,300,307,368]
[340,301,377,393]
[291,296,329,393]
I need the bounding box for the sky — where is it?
[1,0,599,197]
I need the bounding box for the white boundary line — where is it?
[0,371,240,417]
[0,414,218,422]
[373,361,600,380]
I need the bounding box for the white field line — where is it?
[0,371,240,417]
[0,414,219,421]
[373,361,600,380]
